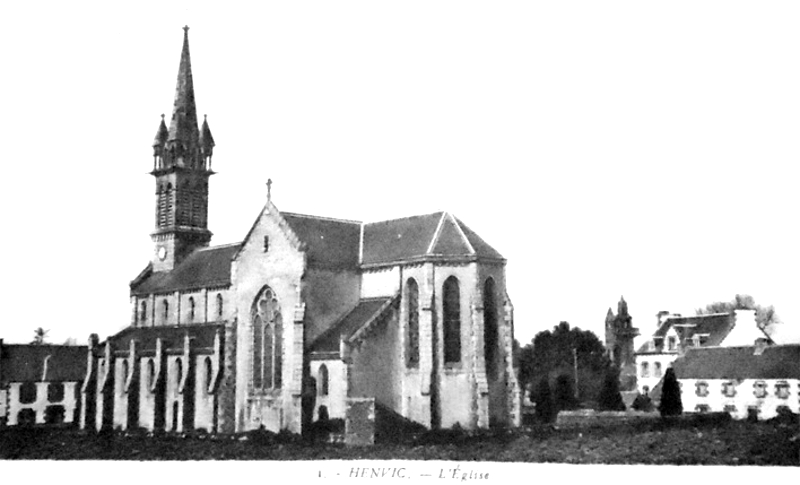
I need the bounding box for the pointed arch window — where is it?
[252,287,283,390]
[175,359,183,387]
[140,301,148,325]
[216,294,223,321]
[443,276,461,364]
[162,299,169,325]
[147,359,156,388]
[121,360,129,384]
[483,278,498,376]
[406,278,419,368]
[188,297,195,323]
[165,183,173,226]
[157,184,168,227]
[318,364,329,396]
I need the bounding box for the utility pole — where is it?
[573,348,579,400]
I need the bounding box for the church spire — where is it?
[165,26,200,163]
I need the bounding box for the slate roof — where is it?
[131,243,241,295]
[362,212,503,266]
[0,344,87,383]
[672,344,800,380]
[107,324,222,353]
[309,297,397,353]
[637,313,733,354]
[282,213,361,269]
[131,211,503,296]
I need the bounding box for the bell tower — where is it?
[150,26,215,272]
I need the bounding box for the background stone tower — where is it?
[150,27,216,272]
[604,296,640,391]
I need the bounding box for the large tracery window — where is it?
[252,287,283,390]
[406,278,419,368]
[483,278,498,376]
[443,276,461,364]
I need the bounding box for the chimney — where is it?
[753,338,769,356]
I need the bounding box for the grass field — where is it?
[0,416,798,465]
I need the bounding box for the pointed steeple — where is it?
[167,26,200,153]
[153,114,168,148]
[200,114,215,153]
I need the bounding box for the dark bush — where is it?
[554,375,578,411]
[534,378,555,423]
[658,368,682,417]
[597,367,626,411]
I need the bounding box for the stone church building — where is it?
[79,28,521,436]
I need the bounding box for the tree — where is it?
[696,294,779,336]
[517,322,611,405]
[553,374,578,411]
[31,327,49,345]
[658,367,683,417]
[597,366,626,411]
[534,378,555,423]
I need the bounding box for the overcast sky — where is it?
[2,1,799,348]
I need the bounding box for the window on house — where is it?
[483,278,499,377]
[263,236,269,252]
[252,287,282,390]
[654,362,662,378]
[318,364,329,397]
[147,359,156,388]
[405,278,419,368]
[188,297,195,323]
[722,381,737,398]
[723,404,737,414]
[775,381,790,399]
[216,294,223,320]
[19,382,37,404]
[140,301,148,325]
[47,383,64,402]
[695,381,709,397]
[121,360,129,384]
[443,276,461,364]
[695,404,710,413]
[668,336,677,351]
[162,299,169,324]
[641,362,650,378]
[753,381,768,398]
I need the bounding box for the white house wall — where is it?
[679,378,800,420]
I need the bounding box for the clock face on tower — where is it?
[158,246,168,261]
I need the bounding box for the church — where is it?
[79,28,521,436]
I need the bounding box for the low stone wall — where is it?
[345,398,375,446]
[556,409,659,428]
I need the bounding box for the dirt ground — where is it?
[0,417,797,465]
